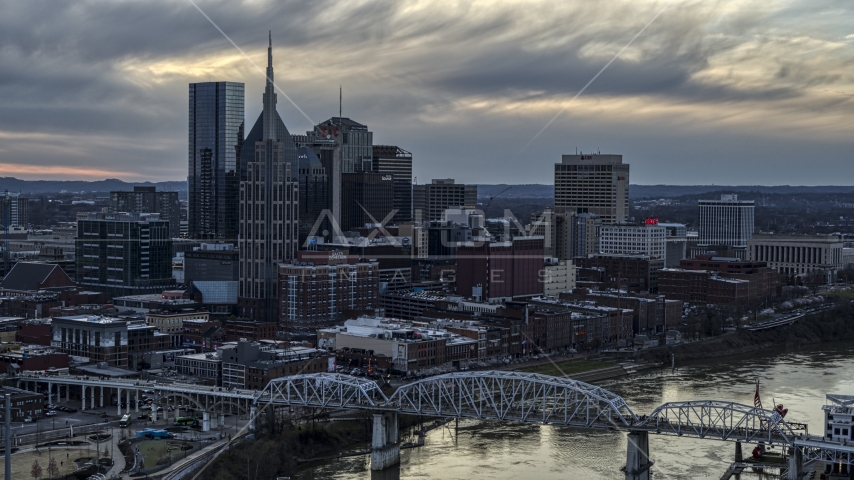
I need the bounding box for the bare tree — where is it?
[30,460,43,480]
[46,457,59,479]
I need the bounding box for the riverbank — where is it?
[641,301,854,365]
[195,412,430,479]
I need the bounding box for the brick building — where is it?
[16,322,53,346]
[675,256,783,302]
[658,269,751,305]
[559,289,683,335]
[0,387,44,421]
[279,250,379,329]
[575,254,664,293]
[223,320,276,341]
[456,238,544,301]
[0,346,69,372]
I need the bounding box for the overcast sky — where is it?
[0,0,852,185]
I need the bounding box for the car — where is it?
[137,413,149,420]
[23,417,33,423]
[66,408,77,413]
[44,411,57,417]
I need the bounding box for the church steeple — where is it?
[262,30,278,141]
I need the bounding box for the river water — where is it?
[297,343,854,479]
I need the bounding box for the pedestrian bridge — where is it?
[15,370,848,479]
[257,371,795,444]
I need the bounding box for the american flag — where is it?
[754,378,762,409]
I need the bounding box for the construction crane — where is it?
[2,190,8,278]
[484,186,512,218]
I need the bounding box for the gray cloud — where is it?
[0,0,851,184]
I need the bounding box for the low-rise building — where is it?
[146,311,209,334]
[575,254,664,293]
[658,269,751,305]
[0,386,43,421]
[379,291,446,320]
[0,344,69,372]
[559,289,682,335]
[223,320,276,342]
[542,258,576,296]
[51,315,130,367]
[319,317,478,372]
[220,341,331,390]
[0,262,76,296]
[175,351,222,385]
[748,233,845,280]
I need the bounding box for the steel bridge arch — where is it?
[385,371,638,427]
[637,400,797,444]
[255,373,388,409]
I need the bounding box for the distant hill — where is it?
[629,185,854,199]
[0,177,187,196]
[478,184,854,200]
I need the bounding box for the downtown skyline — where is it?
[0,0,852,185]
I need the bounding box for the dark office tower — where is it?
[372,145,412,224]
[188,81,244,241]
[76,213,175,296]
[340,172,394,232]
[294,118,373,234]
[237,33,299,322]
[110,186,181,238]
[297,147,328,246]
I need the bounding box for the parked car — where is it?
[44,411,57,417]
[23,417,33,423]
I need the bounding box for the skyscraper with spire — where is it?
[238,32,299,322]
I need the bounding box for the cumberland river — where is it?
[298,343,854,480]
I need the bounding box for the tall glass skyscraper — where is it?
[188,81,245,241]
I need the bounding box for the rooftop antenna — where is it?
[339,85,342,124]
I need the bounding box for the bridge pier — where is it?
[786,447,803,480]
[624,431,652,480]
[371,412,400,471]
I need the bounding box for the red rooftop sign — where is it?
[645,218,659,225]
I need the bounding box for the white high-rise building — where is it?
[698,194,754,248]
[554,153,629,224]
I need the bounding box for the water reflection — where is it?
[299,343,854,479]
